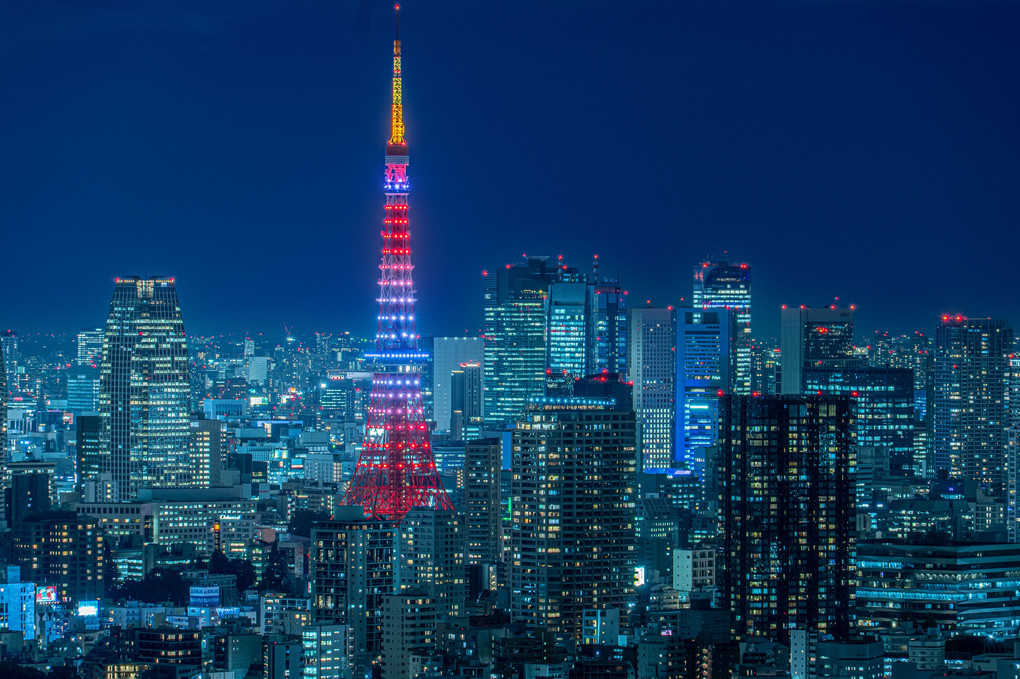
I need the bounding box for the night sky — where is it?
[2,1,1019,342]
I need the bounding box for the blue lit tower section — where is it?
[341,6,454,522]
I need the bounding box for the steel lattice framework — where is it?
[341,6,455,522]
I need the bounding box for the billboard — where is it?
[190,586,221,608]
[35,586,58,604]
[77,601,99,617]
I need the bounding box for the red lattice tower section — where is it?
[341,6,454,522]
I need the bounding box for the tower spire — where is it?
[389,4,405,149]
[342,8,454,523]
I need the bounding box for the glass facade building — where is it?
[482,257,558,429]
[780,306,860,395]
[804,367,915,482]
[98,276,193,498]
[720,395,855,645]
[693,261,751,395]
[675,308,734,477]
[626,307,676,472]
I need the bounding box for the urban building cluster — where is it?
[2,9,1019,679]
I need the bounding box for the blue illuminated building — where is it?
[675,308,734,476]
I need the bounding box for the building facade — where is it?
[720,395,855,644]
[510,378,637,641]
[932,315,1012,489]
[98,276,193,498]
[675,308,734,477]
[693,260,751,395]
[626,307,676,472]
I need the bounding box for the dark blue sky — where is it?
[2,1,1018,341]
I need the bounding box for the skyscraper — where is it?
[510,376,637,642]
[482,257,559,429]
[450,361,483,440]
[397,507,465,625]
[626,307,676,472]
[464,438,502,565]
[341,8,454,521]
[66,365,100,414]
[1,330,18,397]
[720,394,855,644]
[675,308,735,477]
[546,273,591,386]
[98,276,192,499]
[76,327,104,367]
[693,260,751,394]
[932,315,1013,489]
[803,367,915,485]
[190,418,228,488]
[0,347,7,493]
[310,508,395,673]
[76,414,104,498]
[432,336,483,433]
[779,306,859,395]
[592,272,628,376]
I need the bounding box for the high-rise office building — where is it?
[432,337,483,433]
[66,365,100,413]
[76,327,104,367]
[450,361,483,440]
[779,306,859,395]
[310,509,396,672]
[464,438,502,565]
[933,315,1013,489]
[693,260,751,395]
[720,395,855,645]
[397,508,465,625]
[190,418,228,488]
[8,462,52,525]
[0,347,6,492]
[12,511,105,602]
[510,376,637,641]
[482,257,559,429]
[675,308,735,476]
[98,276,193,498]
[547,273,591,386]
[76,414,105,498]
[869,331,933,390]
[1,330,18,397]
[804,367,915,487]
[626,307,676,472]
[591,272,628,376]
[341,11,454,521]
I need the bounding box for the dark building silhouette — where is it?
[720,395,855,644]
[12,511,104,602]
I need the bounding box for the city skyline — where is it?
[2,2,1019,339]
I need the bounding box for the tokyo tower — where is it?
[341,5,455,522]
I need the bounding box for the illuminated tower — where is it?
[342,6,454,522]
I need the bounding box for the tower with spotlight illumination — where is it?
[341,6,454,522]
